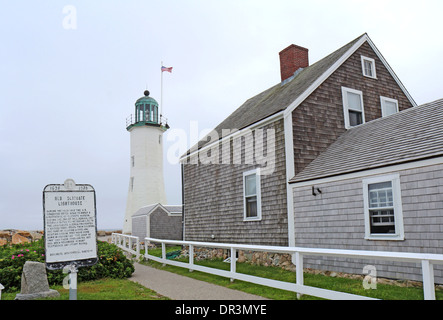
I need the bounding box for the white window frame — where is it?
[380,96,399,117]
[243,168,262,221]
[362,174,404,241]
[342,87,365,129]
[361,55,377,79]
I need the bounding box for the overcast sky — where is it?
[1,0,442,231]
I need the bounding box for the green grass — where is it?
[1,278,169,300]
[140,254,443,300]
[4,243,442,300]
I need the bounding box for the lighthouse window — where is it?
[130,177,134,192]
[153,105,158,123]
[146,104,151,122]
[131,156,135,167]
[138,108,143,122]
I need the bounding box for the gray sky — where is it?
[1,0,442,231]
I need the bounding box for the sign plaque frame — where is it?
[43,179,98,271]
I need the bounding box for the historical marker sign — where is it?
[43,179,98,270]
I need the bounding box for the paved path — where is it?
[129,262,268,300]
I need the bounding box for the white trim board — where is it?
[289,156,443,188]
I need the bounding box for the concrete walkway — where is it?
[129,262,268,300]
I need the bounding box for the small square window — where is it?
[361,56,376,79]
[380,96,399,117]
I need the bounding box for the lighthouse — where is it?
[123,90,169,234]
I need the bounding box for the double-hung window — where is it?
[380,96,399,117]
[342,87,365,129]
[363,174,404,240]
[361,56,376,79]
[243,169,262,221]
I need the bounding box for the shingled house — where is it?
[180,33,416,247]
[132,204,182,241]
[289,98,443,282]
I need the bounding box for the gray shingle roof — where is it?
[188,34,366,152]
[132,203,182,217]
[289,99,443,183]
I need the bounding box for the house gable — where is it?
[289,39,416,177]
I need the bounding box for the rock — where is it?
[16,230,32,238]
[12,233,30,245]
[14,261,60,300]
[237,251,246,263]
[29,231,43,241]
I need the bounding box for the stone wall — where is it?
[0,230,43,246]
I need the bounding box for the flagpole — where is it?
[160,61,163,124]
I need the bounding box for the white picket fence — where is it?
[112,233,443,300]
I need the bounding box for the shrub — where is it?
[0,239,134,293]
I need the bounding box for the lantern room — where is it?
[126,90,168,131]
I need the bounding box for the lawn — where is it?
[1,278,169,300]
[3,244,442,300]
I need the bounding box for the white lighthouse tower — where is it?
[123,90,169,234]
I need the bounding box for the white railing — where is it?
[112,234,443,300]
[112,233,140,258]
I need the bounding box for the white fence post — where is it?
[421,259,436,300]
[189,244,194,272]
[162,242,166,266]
[230,247,236,282]
[136,237,140,259]
[0,283,4,300]
[295,251,304,299]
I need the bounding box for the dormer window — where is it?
[361,56,376,79]
[342,87,365,129]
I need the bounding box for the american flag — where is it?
[161,66,173,73]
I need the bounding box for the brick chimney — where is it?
[279,44,309,82]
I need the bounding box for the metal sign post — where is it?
[43,178,98,300]
[68,265,78,300]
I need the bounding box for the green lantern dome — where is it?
[126,90,168,131]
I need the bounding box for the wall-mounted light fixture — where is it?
[312,186,322,196]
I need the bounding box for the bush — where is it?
[0,239,134,293]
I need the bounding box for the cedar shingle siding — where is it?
[291,41,413,176]
[183,119,288,245]
[131,204,182,240]
[150,207,182,240]
[293,163,443,283]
